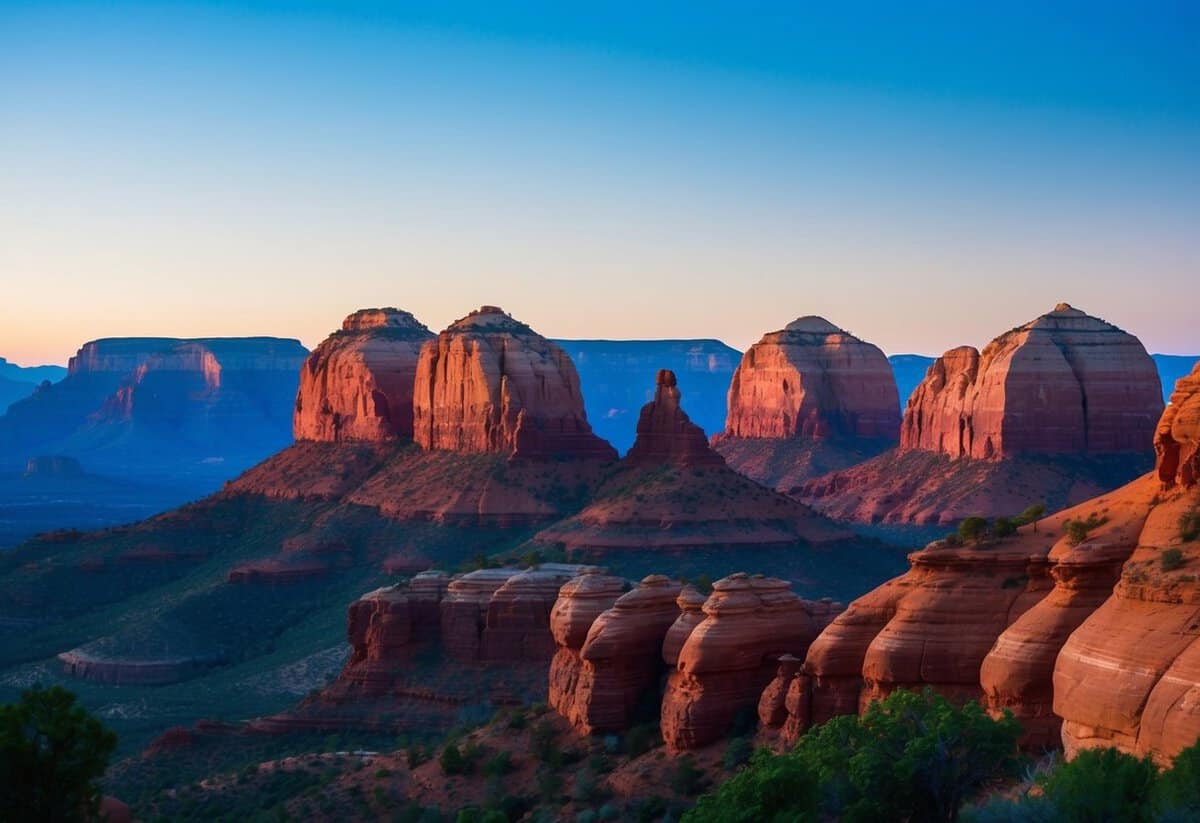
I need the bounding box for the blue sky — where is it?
[1,1,1197,364]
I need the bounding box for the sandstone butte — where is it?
[660,573,843,750]
[413,305,617,461]
[532,370,851,553]
[713,316,901,490]
[797,304,1164,524]
[293,308,434,442]
[775,363,1200,764]
[557,575,682,735]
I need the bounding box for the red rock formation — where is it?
[625,370,725,467]
[562,576,682,734]
[340,573,449,696]
[719,316,900,441]
[294,308,433,442]
[413,306,616,460]
[548,572,626,722]
[662,586,707,668]
[533,372,851,553]
[1053,363,1200,764]
[661,574,838,750]
[757,654,802,730]
[902,304,1162,459]
[798,305,1163,524]
[713,317,901,490]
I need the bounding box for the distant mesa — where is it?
[797,304,1164,525]
[713,315,901,490]
[0,336,308,480]
[294,307,434,443]
[413,306,618,461]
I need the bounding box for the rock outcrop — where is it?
[294,308,433,442]
[625,370,725,467]
[900,305,1162,458]
[713,316,901,490]
[559,575,682,735]
[548,572,627,723]
[1052,362,1200,764]
[660,573,841,750]
[413,306,616,461]
[533,373,851,554]
[798,305,1163,524]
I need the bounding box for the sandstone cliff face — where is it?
[413,307,616,461]
[661,573,841,750]
[294,308,433,442]
[713,317,900,490]
[720,316,900,441]
[901,305,1162,459]
[1052,362,1200,764]
[624,370,725,467]
[548,572,626,724]
[561,575,682,735]
[798,305,1162,525]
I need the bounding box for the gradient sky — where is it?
[2,1,1197,366]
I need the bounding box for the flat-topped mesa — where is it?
[660,573,841,750]
[901,304,1163,459]
[1052,362,1200,764]
[719,316,901,442]
[548,571,627,721]
[561,575,683,735]
[294,308,434,442]
[413,306,617,460]
[624,370,725,467]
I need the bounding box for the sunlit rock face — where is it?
[900,304,1162,459]
[624,370,725,467]
[294,308,433,442]
[1053,362,1200,764]
[413,306,616,460]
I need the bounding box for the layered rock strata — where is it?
[548,572,627,722]
[294,308,433,442]
[413,306,616,460]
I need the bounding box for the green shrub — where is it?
[530,719,562,765]
[670,755,707,797]
[958,516,989,543]
[0,685,118,822]
[1161,548,1186,572]
[482,751,512,778]
[1179,512,1200,543]
[992,517,1016,538]
[1064,514,1108,546]
[684,749,819,822]
[1014,503,1047,530]
[1155,741,1200,820]
[722,737,753,770]
[439,744,470,776]
[1038,746,1158,822]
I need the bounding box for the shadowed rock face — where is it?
[901,304,1163,459]
[294,308,433,442]
[624,370,725,467]
[720,316,901,442]
[413,306,617,461]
